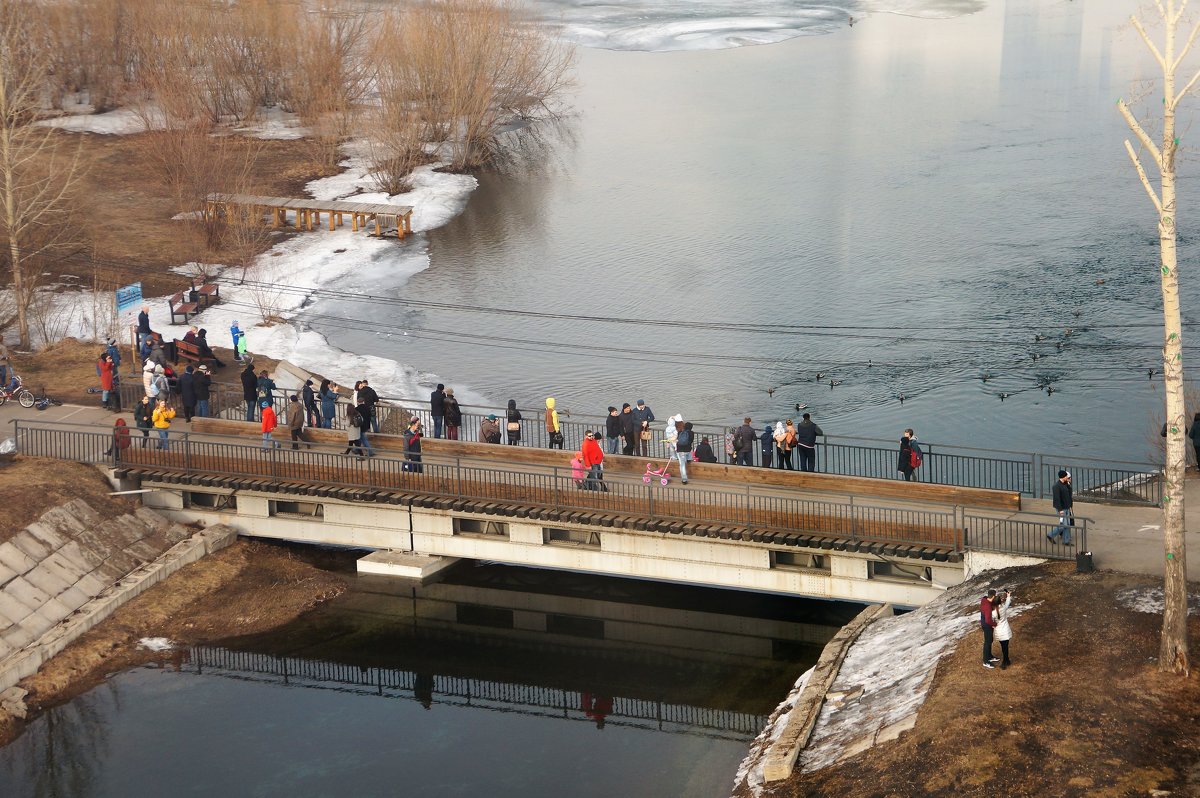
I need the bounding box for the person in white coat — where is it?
[993,589,1014,669]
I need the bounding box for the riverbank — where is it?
[0,460,352,748]
[740,563,1200,797]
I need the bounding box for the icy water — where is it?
[318,0,1196,462]
[0,564,860,797]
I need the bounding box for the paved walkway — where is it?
[4,400,1196,580]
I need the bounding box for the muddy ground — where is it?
[764,564,1200,798]
[0,457,135,545]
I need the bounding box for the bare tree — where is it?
[1118,0,1197,675]
[0,0,86,349]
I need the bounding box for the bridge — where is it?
[10,398,1121,606]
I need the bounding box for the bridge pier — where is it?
[357,551,460,581]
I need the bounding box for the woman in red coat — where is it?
[98,354,115,410]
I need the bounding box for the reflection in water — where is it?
[0,565,860,797]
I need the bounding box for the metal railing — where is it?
[151,383,1159,506]
[14,421,962,549]
[963,512,1087,561]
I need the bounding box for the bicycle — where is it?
[29,386,64,410]
[0,374,35,408]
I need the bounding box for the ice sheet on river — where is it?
[534,0,984,51]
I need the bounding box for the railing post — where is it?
[456,457,463,496]
[1031,452,1042,498]
[184,431,192,474]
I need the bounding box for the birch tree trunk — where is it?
[1119,0,1195,675]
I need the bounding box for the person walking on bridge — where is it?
[1048,470,1073,545]
[795,413,823,472]
[260,400,279,449]
[546,397,563,449]
[287,394,307,450]
[256,369,276,408]
[581,429,605,490]
[430,383,446,438]
[359,379,380,434]
[303,379,320,428]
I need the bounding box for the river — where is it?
[315,0,1195,463]
[0,563,860,797]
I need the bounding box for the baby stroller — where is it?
[643,442,676,486]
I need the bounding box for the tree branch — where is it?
[1119,100,1164,165]
[1126,139,1165,213]
[1133,15,1169,69]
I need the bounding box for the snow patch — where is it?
[1116,586,1200,616]
[137,637,174,652]
[734,667,813,794]
[37,107,163,136]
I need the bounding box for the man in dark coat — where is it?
[631,399,655,457]
[1048,470,1073,545]
[194,365,212,419]
[794,412,824,472]
[619,403,638,456]
[179,365,196,422]
[733,417,757,466]
[302,379,320,427]
[605,406,622,455]
[195,329,226,367]
[240,360,258,421]
[404,417,423,472]
[359,379,380,433]
[430,384,446,439]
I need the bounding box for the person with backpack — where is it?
[344,405,366,458]
[675,420,695,484]
[505,399,522,445]
[358,379,380,433]
[256,370,276,407]
[898,428,921,481]
[287,394,308,450]
[794,413,823,472]
[241,359,258,421]
[732,417,756,466]
[403,417,424,472]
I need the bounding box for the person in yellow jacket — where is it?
[152,397,176,450]
[545,397,563,449]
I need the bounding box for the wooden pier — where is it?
[205,193,414,238]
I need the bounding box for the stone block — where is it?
[21,564,70,602]
[8,532,51,562]
[23,521,67,552]
[124,539,165,563]
[0,591,35,628]
[54,586,91,614]
[4,576,51,611]
[55,540,105,572]
[164,524,193,546]
[0,544,35,579]
[0,561,17,589]
[135,507,171,533]
[1,624,35,652]
[102,549,141,579]
[74,572,110,597]
[199,525,239,554]
[20,610,59,642]
[42,550,91,584]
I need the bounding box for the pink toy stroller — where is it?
[643,443,676,486]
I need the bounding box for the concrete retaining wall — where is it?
[0,499,237,695]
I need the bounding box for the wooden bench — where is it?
[168,292,198,324]
[174,338,216,366]
[197,283,220,308]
